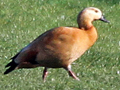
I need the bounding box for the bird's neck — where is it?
[78,20,93,30]
[78,19,98,45]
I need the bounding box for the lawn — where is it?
[0,0,120,90]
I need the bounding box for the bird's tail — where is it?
[4,60,18,74]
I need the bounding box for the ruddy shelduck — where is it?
[4,7,109,81]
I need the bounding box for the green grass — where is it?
[1,0,120,90]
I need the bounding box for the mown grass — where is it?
[0,0,120,90]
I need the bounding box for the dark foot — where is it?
[42,67,48,82]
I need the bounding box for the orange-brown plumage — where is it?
[4,7,109,81]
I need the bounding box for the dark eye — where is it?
[95,10,98,13]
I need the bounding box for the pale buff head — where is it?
[77,7,109,29]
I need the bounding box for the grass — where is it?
[0,0,120,90]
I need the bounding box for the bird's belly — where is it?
[36,43,89,68]
[37,58,63,68]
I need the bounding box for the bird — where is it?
[4,7,109,81]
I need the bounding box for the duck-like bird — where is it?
[4,7,109,81]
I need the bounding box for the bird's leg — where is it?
[42,67,48,82]
[68,70,80,81]
[65,65,80,81]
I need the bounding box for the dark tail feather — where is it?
[4,61,18,74]
[5,62,13,68]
